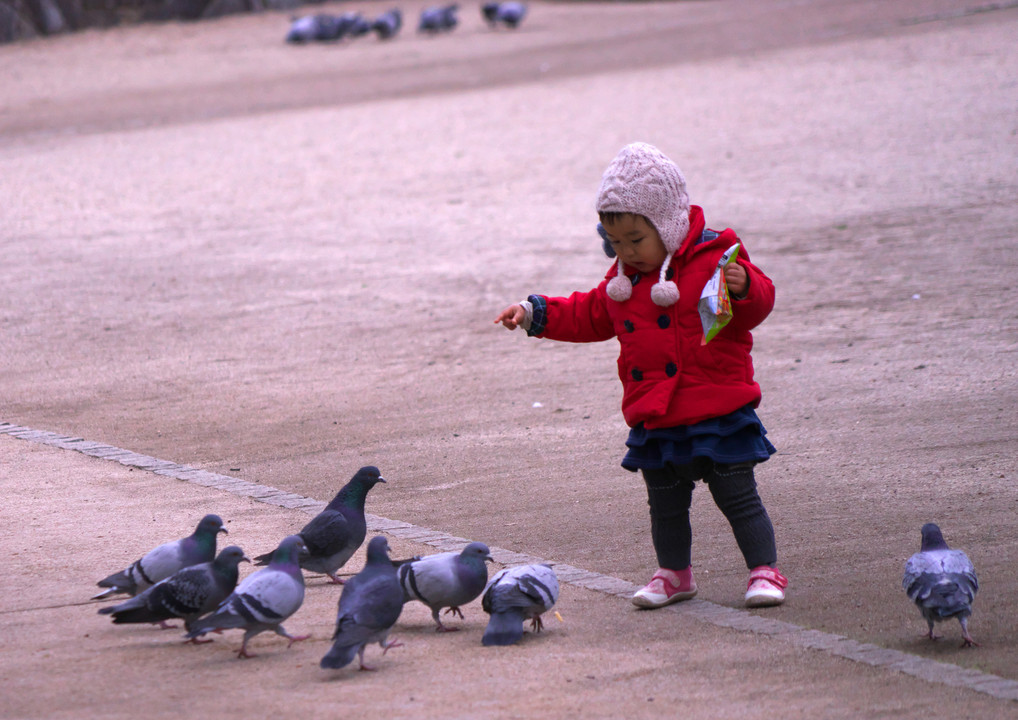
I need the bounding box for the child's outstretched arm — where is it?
[496,289,614,341]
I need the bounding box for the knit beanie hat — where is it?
[596,142,690,306]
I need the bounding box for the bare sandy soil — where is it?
[2,0,1017,717]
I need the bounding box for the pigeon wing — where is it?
[903,550,937,597]
[95,539,183,598]
[942,549,978,586]
[322,558,402,669]
[399,551,458,606]
[336,572,404,637]
[191,567,303,634]
[516,565,559,611]
[237,567,306,621]
[904,549,976,597]
[300,509,353,557]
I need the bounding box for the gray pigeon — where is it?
[903,523,979,647]
[344,11,373,38]
[187,535,309,658]
[371,8,402,40]
[481,1,527,29]
[93,514,227,600]
[253,466,385,584]
[98,546,249,633]
[320,536,405,671]
[481,563,559,646]
[285,12,369,43]
[398,542,492,631]
[418,3,458,33]
[286,14,339,43]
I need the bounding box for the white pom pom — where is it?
[651,280,679,307]
[607,275,632,302]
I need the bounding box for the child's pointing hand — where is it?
[495,304,526,330]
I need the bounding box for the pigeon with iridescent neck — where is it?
[254,466,385,584]
[99,546,249,633]
[93,514,227,600]
[187,535,309,658]
[398,542,492,631]
[321,536,405,671]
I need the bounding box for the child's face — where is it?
[601,214,668,274]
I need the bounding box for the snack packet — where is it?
[698,243,741,345]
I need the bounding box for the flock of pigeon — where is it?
[93,464,981,669]
[285,2,526,44]
[93,466,561,671]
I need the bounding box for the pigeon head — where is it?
[198,514,228,535]
[272,535,308,566]
[329,466,386,508]
[365,536,392,565]
[215,546,251,567]
[354,466,385,486]
[192,514,228,556]
[920,523,949,551]
[462,542,493,563]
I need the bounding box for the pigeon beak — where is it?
[218,527,229,535]
[240,555,251,564]
[378,476,387,483]
[484,555,493,563]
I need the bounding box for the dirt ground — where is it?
[2,0,1017,717]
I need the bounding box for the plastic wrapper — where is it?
[698,243,741,345]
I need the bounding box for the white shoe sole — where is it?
[631,588,697,609]
[745,590,784,608]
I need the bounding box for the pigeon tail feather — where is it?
[482,610,525,646]
[925,581,973,619]
[110,606,164,625]
[320,641,361,669]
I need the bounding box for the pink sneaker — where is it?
[745,566,788,608]
[632,567,697,608]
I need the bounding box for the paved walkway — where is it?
[5,420,1016,706]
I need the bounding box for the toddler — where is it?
[495,142,787,608]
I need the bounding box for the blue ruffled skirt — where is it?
[621,404,776,472]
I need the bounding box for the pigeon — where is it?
[187,535,310,658]
[481,563,559,646]
[285,14,346,43]
[335,11,376,38]
[320,536,405,671]
[253,466,385,584]
[481,1,527,29]
[93,514,227,600]
[903,523,979,647]
[371,8,402,40]
[398,542,492,631]
[98,546,249,633]
[418,3,458,33]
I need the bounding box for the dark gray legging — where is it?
[641,458,777,571]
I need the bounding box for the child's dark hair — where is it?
[599,210,652,227]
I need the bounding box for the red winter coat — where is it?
[533,206,774,429]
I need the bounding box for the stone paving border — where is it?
[4,420,1016,703]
